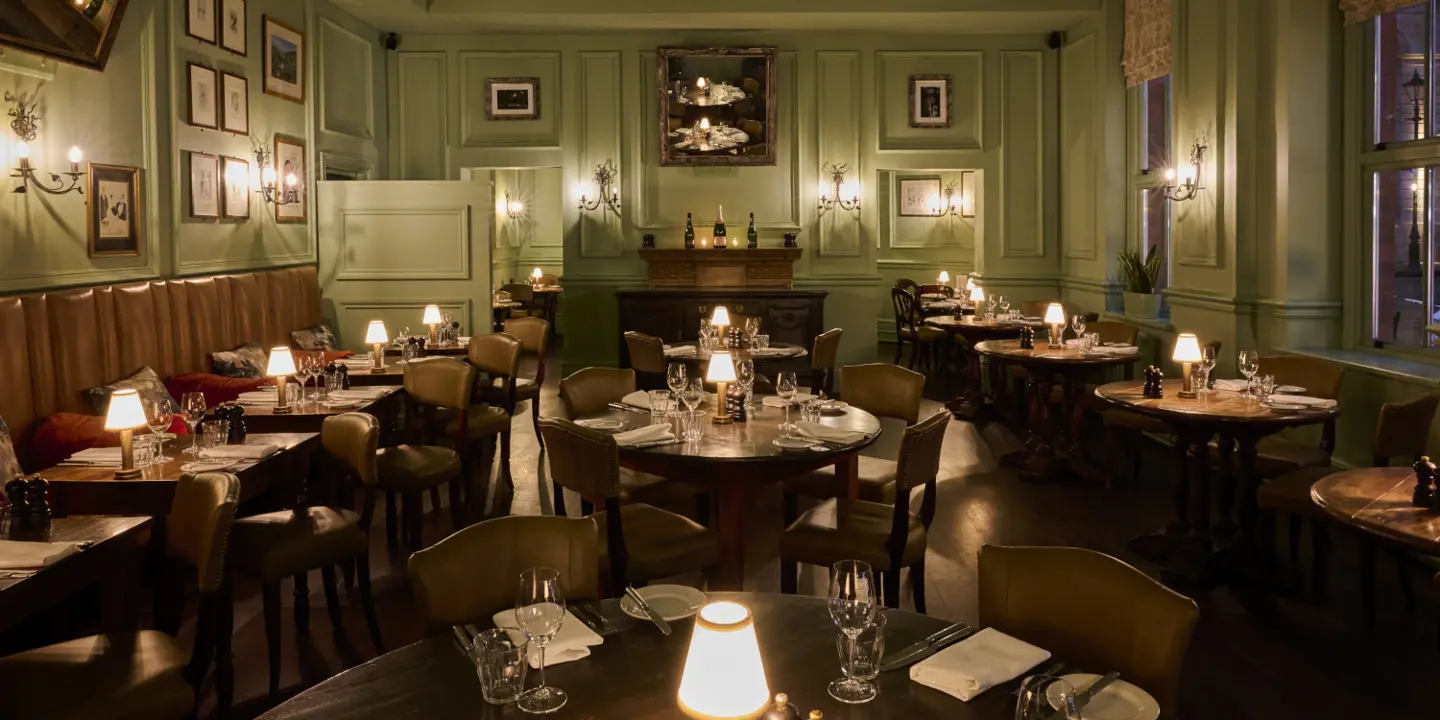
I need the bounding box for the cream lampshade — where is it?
[531,267,543,284]
[423,304,443,344]
[707,352,737,425]
[677,601,770,720]
[1043,303,1066,348]
[104,388,148,479]
[365,320,389,373]
[710,305,731,328]
[266,347,297,414]
[969,286,985,303]
[1173,333,1202,398]
[938,270,950,286]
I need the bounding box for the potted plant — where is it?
[1118,245,1163,319]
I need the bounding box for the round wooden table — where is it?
[1312,467,1439,555]
[664,341,809,365]
[1095,381,1340,583]
[973,340,1140,481]
[257,593,1032,720]
[582,399,879,589]
[924,317,1036,421]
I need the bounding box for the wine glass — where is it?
[999,296,1012,318]
[776,371,798,434]
[515,567,568,714]
[743,316,761,345]
[145,399,174,463]
[1238,350,1260,397]
[680,378,705,440]
[1070,315,1087,345]
[181,392,207,455]
[1198,344,1217,395]
[828,560,880,704]
[1016,675,1081,720]
[735,357,756,413]
[667,363,688,414]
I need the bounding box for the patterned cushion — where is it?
[84,367,180,417]
[291,324,338,351]
[0,415,21,480]
[211,343,269,379]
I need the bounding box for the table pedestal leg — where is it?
[1012,376,1061,481]
[1235,434,1261,546]
[1215,433,1238,539]
[713,483,750,591]
[946,343,994,423]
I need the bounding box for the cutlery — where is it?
[1072,671,1120,711]
[1011,661,1066,695]
[625,585,671,636]
[878,624,977,672]
[575,604,619,636]
[451,625,477,666]
[626,439,684,450]
[608,402,650,414]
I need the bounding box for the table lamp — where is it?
[104,388,148,479]
[968,285,985,314]
[365,320,389,373]
[266,346,297,415]
[531,267,543,286]
[677,601,770,720]
[707,352,737,424]
[1043,303,1066,348]
[423,304,443,344]
[938,270,950,287]
[1173,333,1203,398]
[710,305,732,348]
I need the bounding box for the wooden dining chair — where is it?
[780,411,950,612]
[978,545,1199,710]
[624,330,669,390]
[1212,356,1346,479]
[810,328,843,397]
[538,274,559,286]
[0,472,240,720]
[891,287,949,370]
[409,515,600,631]
[504,317,550,464]
[500,282,538,319]
[539,417,720,592]
[378,357,475,549]
[894,278,919,294]
[228,413,386,698]
[456,332,522,515]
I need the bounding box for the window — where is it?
[1134,75,1172,292]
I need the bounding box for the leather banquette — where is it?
[0,266,321,470]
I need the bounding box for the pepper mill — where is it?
[5,478,30,518]
[26,477,50,523]
[1415,456,1437,508]
[1019,326,1035,350]
[1143,366,1165,399]
[228,404,248,442]
[642,233,656,248]
[783,232,799,248]
[761,693,800,720]
[338,365,352,390]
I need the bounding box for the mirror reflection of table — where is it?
[671,124,749,152]
[677,82,746,106]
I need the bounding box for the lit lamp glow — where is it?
[706,352,737,425]
[937,270,950,287]
[969,285,985,304]
[104,388,148,479]
[677,601,770,720]
[365,320,389,374]
[1173,333,1203,398]
[710,305,732,349]
[422,304,443,344]
[1043,302,1067,348]
[67,146,83,173]
[531,267,544,286]
[266,347,297,414]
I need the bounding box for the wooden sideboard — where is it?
[637,248,803,289]
[616,289,827,377]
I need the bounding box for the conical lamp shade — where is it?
[677,602,770,720]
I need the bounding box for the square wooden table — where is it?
[0,515,152,633]
[241,386,405,435]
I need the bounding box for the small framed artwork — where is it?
[273,136,306,223]
[186,0,217,44]
[898,177,941,217]
[221,72,248,134]
[909,75,952,129]
[263,16,305,103]
[220,0,246,55]
[189,152,221,219]
[959,171,976,218]
[485,77,540,120]
[222,156,250,219]
[188,63,218,129]
[88,164,142,257]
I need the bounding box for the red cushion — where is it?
[321,350,356,362]
[28,414,189,471]
[164,372,274,408]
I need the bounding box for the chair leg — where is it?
[531,400,545,465]
[553,481,569,517]
[782,491,799,527]
[907,342,920,369]
[911,561,927,615]
[449,474,466,530]
[893,337,904,365]
[882,569,901,609]
[262,582,281,698]
[500,430,515,492]
[695,493,712,528]
[320,565,345,630]
[384,491,398,547]
[1287,514,1304,589]
[356,554,385,654]
[1312,524,1329,599]
[1130,432,1143,486]
[405,492,424,550]
[780,559,798,595]
[293,571,311,634]
[429,486,443,518]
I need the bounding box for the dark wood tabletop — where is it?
[974,339,1141,368]
[1311,467,1440,556]
[258,592,1129,720]
[664,341,810,364]
[0,515,151,633]
[242,387,405,434]
[1094,380,1340,428]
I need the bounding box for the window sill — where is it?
[1100,311,1176,335]
[1275,347,1440,388]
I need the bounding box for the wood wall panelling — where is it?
[579,51,623,258]
[335,207,472,280]
[1060,33,1097,260]
[398,52,447,180]
[1000,50,1044,259]
[817,50,861,257]
[876,51,983,151]
[320,18,375,140]
[459,51,562,148]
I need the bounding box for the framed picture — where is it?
[186,0,217,44]
[220,0,246,55]
[485,77,539,120]
[959,170,976,218]
[222,156,250,219]
[189,152,220,219]
[263,16,304,103]
[909,75,952,129]
[273,136,306,222]
[898,177,941,217]
[187,63,218,129]
[88,164,142,257]
[221,73,248,134]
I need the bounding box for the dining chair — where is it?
[779,410,950,612]
[890,287,949,370]
[228,413,386,698]
[552,367,704,519]
[624,330,669,390]
[500,282,538,319]
[538,417,720,592]
[893,278,918,294]
[978,544,1199,710]
[409,515,600,631]
[810,328,843,397]
[782,363,927,524]
[455,332,522,515]
[739,118,764,138]
[1211,355,1346,478]
[1101,340,1221,487]
[0,472,240,720]
[503,317,550,465]
[378,357,475,549]
[538,274,559,286]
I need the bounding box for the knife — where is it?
[625,585,671,636]
[878,624,978,672]
[608,402,650,414]
[451,625,477,665]
[1072,671,1120,710]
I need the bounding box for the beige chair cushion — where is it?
[780,498,926,572]
[619,469,703,507]
[784,456,898,504]
[229,507,367,581]
[1255,466,1338,517]
[377,444,462,490]
[592,503,720,583]
[1209,436,1332,478]
[0,631,193,720]
[443,405,512,439]
[900,326,950,343]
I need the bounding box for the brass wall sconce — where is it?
[251,144,298,207]
[7,92,84,196]
[577,159,620,214]
[1162,141,1207,202]
[502,191,525,219]
[818,162,860,212]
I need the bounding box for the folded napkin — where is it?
[202,444,280,460]
[614,424,675,447]
[1212,379,1251,393]
[236,391,278,405]
[494,608,603,669]
[749,347,798,357]
[1085,345,1139,356]
[66,447,123,466]
[1268,394,1337,409]
[793,421,868,445]
[663,345,697,356]
[910,628,1050,702]
[0,540,81,570]
[327,389,389,401]
[621,390,653,410]
[762,393,815,408]
[336,358,373,367]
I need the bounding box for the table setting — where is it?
[671,123,749,152]
[0,539,83,579]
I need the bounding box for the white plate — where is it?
[322,400,364,409]
[1275,385,1306,394]
[620,585,707,621]
[577,418,625,431]
[773,436,814,449]
[1262,401,1308,413]
[1047,674,1159,720]
[820,400,848,413]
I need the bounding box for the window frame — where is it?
[1127,75,1173,295]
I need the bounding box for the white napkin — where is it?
[620,390,653,410]
[762,393,814,408]
[1212,379,1251,392]
[910,628,1051,702]
[793,421,868,445]
[493,608,603,669]
[663,345,697,356]
[328,388,389,401]
[749,347,798,357]
[0,540,81,570]
[613,424,675,446]
[1084,345,1139,356]
[1269,394,1338,409]
[337,356,373,366]
[202,444,280,460]
[236,391,278,405]
[66,447,123,466]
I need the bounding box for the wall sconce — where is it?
[6,92,84,196]
[501,191,524,219]
[577,158,620,214]
[251,144,298,207]
[1161,141,1207,202]
[927,180,961,217]
[818,162,860,212]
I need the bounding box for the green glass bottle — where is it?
[747,212,758,248]
[684,213,695,249]
[713,205,727,248]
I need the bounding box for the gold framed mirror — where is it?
[658,46,776,167]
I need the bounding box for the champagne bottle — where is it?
[747,212,758,248]
[684,213,695,249]
[713,205,727,248]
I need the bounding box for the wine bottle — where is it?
[747,212,758,248]
[684,213,695,249]
[713,205,727,248]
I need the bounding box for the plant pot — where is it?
[1123,291,1162,320]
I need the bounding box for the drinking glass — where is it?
[735,358,756,413]
[1198,345,1217,395]
[200,420,229,460]
[181,392,207,455]
[647,389,671,418]
[323,369,341,402]
[1015,675,1081,720]
[144,398,174,463]
[753,334,770,351]
[515,567,568,714]
[135,435,157,469]
[801,398,823,424]
[828,560,880,704]
[1000,296,1012,317]
[666,363,687,413]
[835,611,885,684]
[744,316,761,344]
[1238,350,1260,397]
[1256,374,1276,402]
[680,378,705,440]
[473,629,528,705]
[776,371,798,434]
[1071,315,1087,342]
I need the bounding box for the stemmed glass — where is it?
[1071,315,1087,345]
[145,399,174,463]
[300,354,321,406]
[1238,350,1260,398]
[735,357,756,414]
[1197,344,1217,395]
[776,371,798,434]
[743,316,761,346]
[680,378,705,441]
[515,567,568,714]
[181,392,207,455]
[999,296,1012,318]
[667,363,688,416]
[828,560,880,704]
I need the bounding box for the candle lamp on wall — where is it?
[252,144,298,207]
[577,158,620,214]
[502,191,524,219]
[104,389,148,479]
[1173,333,1203,398]
[927,180,960,217]
[1161,141,1207,202]
[365,320,389,373]
[6,91,84,196]
[817,162,860,212]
